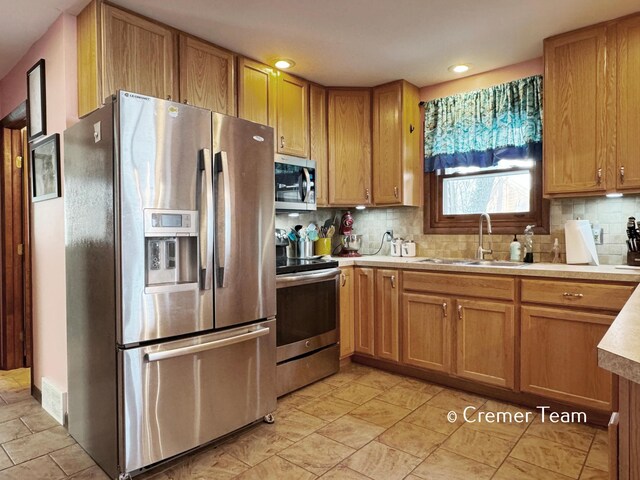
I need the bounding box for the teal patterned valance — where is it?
[424,75,543,172]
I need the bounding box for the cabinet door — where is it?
[328,89,372,205]
[178,35,235,115]
[339,268,355,359]
[237,57,276,127]
[544,25,609,195]
[375,269,400,362]
[354,268,375,356]
[277,73,309,158]
[402,293,451,373]
[373,82,403,205]
[455,299,515,389]
[616,15,640,190]
[521,306,614,411]
[102,4,177,102]
[310,84,329,206]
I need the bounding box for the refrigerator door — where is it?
[121,319,276,473]
[212,114,276,328]
[118,92,213,345]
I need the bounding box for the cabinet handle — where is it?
[597,168,602,185]
[394,186,399,198]
[280,136,285,148]
[409,124,415,133]
[365,188,370,200]
[620,166,625,184]
[166,95,172,101]
[457,304,463,320]
[340,273,346,287]
[442,302,447,317]
[183,99,189,105]
[390,275,396,288]
[563,292,584,299]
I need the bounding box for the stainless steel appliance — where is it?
[275,234,339,396]
[275,154,317,212]
[65,92,276,479]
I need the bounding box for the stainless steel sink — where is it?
[417,258,475,265]
[417,258,525,268]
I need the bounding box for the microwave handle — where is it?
[199,148,213,290]
[303,167,312,203]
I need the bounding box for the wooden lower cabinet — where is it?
[402,293,451,373]
[375,269,400,362]
[339,267,355,359]
[354,268,375,355]
[455,299,515,389]
[521,305,615,411]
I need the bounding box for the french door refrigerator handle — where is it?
[199,148,214,290]
[215,151,232,288]
[145,326,271,362]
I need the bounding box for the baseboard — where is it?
[339,356,353,368]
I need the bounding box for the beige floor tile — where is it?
[493,457,573,479]
[234,456,316,480]
[378,421,447,458]
[2,425,75,464]
[279,433,355,476]
[585,430,608,472]
[442,424,513,467]
[427,388,487,412]
[354,370,404,390]
[296,395,357,422]
[0,448,12,471]
[49,444,96,476]
[222,427,293,466]
[318,464,369,479]
[317,414,385,449]
[375,385,433,410]
[332,383,382,405]
[269,408,327,442]
[0,388,31,405]
[68,465,110,479]
[0,455,65,480]
[411,448,495,480]
[404,403,464,435]
[349,399,411,428]
[322,371,364,388]
[277,392,316,412]
[0,419,31,444]
[153,448,248,479]
[342,440,421,480]
[20,411,59,433]
[526,415,596,451]
[510,434,587,478]
[0,399,42,424]
[580,465,608,479]
[462,400,534,441]
[395,377,444,396]
[296,381,336,398]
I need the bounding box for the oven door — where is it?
[274,156,316,211]
[276,268,339,362]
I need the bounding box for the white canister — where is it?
[401,241,416,257]
[390,238,403,257]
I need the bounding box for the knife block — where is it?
[627,251,640,266]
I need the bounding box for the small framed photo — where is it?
[27,59,46,142]
[30,133,60,202]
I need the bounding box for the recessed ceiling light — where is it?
[275,59,295,69]
[448,64,470,73]
[606,193,623,198]
[355,205,366,210]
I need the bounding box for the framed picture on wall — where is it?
[27,58,46,142]
[30,133,60,202]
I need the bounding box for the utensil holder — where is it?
[287,239,314,259]
[315,238,332,256]
[627,251,640,266]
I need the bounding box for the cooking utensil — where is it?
[326,226,335,238]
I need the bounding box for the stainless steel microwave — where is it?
[275,155,317,212]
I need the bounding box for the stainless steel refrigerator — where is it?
[64,92,276,479]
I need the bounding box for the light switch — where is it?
[93,121,101,143]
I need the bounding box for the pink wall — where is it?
[420,57,543,101]
[0,13,78,394]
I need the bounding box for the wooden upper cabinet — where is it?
[339,267,355,359]
[354,267,375,356]
[375,269,400,362]
[328,89,372,205]
[102,4,177,104]
[277,73,309,157]
[310,84,329,205]
[544,24,610,196]
[372,81,421,206]
[616,15,640,190]
[178,35,235,115]
[237,57,277,127]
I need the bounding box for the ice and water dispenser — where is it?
[144,210,198,289]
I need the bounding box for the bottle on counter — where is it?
[509,235,521,262]
[523,225,535,263]
[551,238,561,263]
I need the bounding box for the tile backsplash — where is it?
[275,196,640,265]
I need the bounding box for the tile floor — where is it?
[0,364,609,480]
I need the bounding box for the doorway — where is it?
[0,101,33,374]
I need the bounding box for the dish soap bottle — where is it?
[523,225,535,263]
[509,235,521,262]
[551,238,561,263]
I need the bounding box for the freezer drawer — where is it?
[120,319,276,473]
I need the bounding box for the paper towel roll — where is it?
[564,220,599,265]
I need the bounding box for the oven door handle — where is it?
[276,268,340,288]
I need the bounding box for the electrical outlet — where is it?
[593,227,603,245]
[384,229,393,241]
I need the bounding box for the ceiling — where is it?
[1,0,639,87]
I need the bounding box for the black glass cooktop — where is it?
[276,256,339,275]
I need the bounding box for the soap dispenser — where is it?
[523,225,535,263]
[509,235,521,262]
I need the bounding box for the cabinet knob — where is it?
[562,292,584,299]
[280,136,285,148]
[183,99,189,105]
[394,186,399,198]
[166,95,172,101]
[340,273,346,287]
[409,124,415,133]
[596,168,602,185]
[390,275,396,288]
[457,304,463,320]
[442,302,447,317]
[620,166,625,184]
